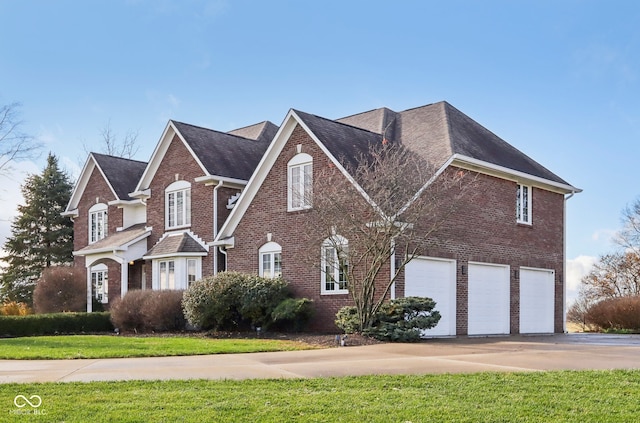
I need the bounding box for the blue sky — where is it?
[1,0,639,303]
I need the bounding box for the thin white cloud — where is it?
[566,255,598,305]
[591,228,616,243]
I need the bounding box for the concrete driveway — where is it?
[2,333,640,384]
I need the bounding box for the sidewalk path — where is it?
[2,334,640,384]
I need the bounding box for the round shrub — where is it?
[33,266,86,314]
[335,306,361,334]
[364,296,441,342]
[110,290,186,332]
[182,272,293,331]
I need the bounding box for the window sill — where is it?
[321,290,349,296]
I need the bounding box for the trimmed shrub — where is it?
[110,290,185,332]
[183,272,295,331]
[335,306,361,334]
[0,301,32,316]
[142,290,186,332]
[586,296,640,331]
[33,266,86,314]
[271,298,314,332]
[0,312,113,337]
[336,297,441,342]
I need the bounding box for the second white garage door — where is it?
[404,257,456,336]
[468,262,510,335]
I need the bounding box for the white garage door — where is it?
[468,262,510,335]
[405,257,456,336]
[519,268,555,334]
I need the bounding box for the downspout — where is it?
[213,181,224,275]
[218,246,228,272]
[563,191,576,333]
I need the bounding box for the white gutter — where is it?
[563,191,577,333]
[213,181,224,274]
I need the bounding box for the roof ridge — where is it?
[172,120,261,142]
[440,101,455,154]
[90,152,148,165]
[337,106,396,122]
[294,109,384,137]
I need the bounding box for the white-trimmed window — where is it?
[259,242,282,279]
[288,153,313,211]
[154,257,201,290]
[516,184,532,224]
[159,260,176,290]
[166,181,191,229]
[91,264,108,304]
[321,236,348,294]
[187,259,198,287]
[89,203,108,244]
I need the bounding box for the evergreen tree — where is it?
[0,153,74,305]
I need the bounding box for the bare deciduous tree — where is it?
[579,251,640,303]
[305,141,476,331]
[616,198,640,254]
[0,102,40,175]
[83,119,140,159]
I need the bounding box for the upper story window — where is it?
[89,203,108,244]
[259,241,282,279]
[516,184,532,224]
[288,153,313,211]
[166,181,191,229]
[321,235,348,295]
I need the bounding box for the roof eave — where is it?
[451,154,582,194]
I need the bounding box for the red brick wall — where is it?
[228,125,391,332]
[145,134,214,285]
[395,169,566,334]
[228,125,566,334]
[71,165,124,305]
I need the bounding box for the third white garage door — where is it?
[468,262,510,335]
[404,257,456,336]
[519,267,555,334]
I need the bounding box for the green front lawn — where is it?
[3,371,640,422]
[0,335,312,359]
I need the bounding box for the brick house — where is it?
[214,102,580,334]
[64,119,277,310]
[65,101,579,335]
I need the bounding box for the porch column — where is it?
[86,268,92,313]
[121,259,128,298]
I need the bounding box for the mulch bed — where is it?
[204,331,384,348]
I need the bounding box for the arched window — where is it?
[321,235,348,294]
[165,180,191,229]
[287,153,312,211]
[91,263,108,303]
[88,203,108,244]
[259,241,282,279]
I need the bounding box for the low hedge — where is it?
[0,312,113,337]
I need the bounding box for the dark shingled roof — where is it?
[334,101,569,186]
[145,232,207,257]
[92,153,147,200]
[293,109,382,171]
[172,121,275,181]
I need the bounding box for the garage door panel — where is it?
[405,258,456,336]
[520,268,555,334]
[468,263,510,335]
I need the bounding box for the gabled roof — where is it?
[173,121,273,181]
[134,119,277,193]
[63,153,148,216]
[144,231,208,259]
[74,223,151,256]
[91,153,148,200]
[215,102,580,245]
